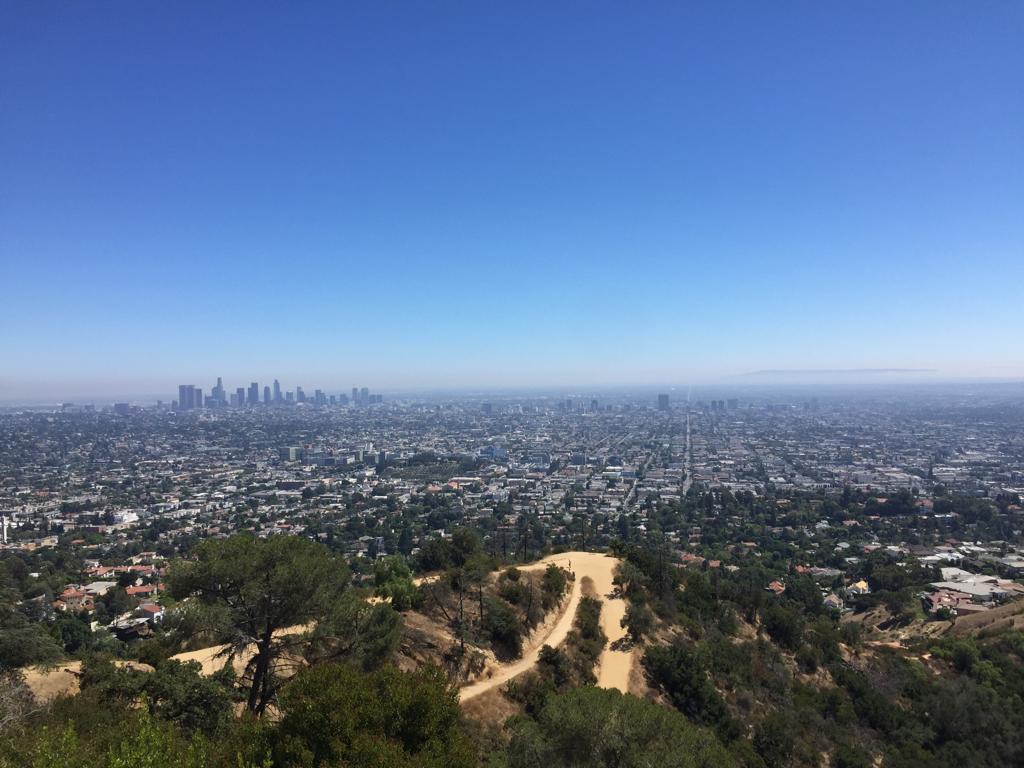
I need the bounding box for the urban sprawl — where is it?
[3,381,1024,645]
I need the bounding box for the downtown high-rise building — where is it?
[176,384,205,409]
[181,377,369,409]
[212,377,225,405]
[177,384,194,410]
[658,393,670,411]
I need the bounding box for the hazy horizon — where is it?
[3,369,1024,406]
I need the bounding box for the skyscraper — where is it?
[176,384,200,410]
[352,386,359,405]
[248,382,259,405]
[263,385,271,404]
[235,387,245,406]
[658,394,670,411]
[273,379,282,402]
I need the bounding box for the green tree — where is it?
[27,724,81,768]
[274,664,475,768]
[753,712,795,768]
[78,656,235,737]
[53,614,92,654]
[307,596,402,672]
[104,706,209,768]
[0,590,62,670]
[761,603,804,651]
[23,708,217,768]
[167,534,352,714]
[143,660,235,736]
[506,686,735,768]
[622,602,655,644]
[613,560,648,599]
[373,556,419,612]
[784,574,824,616]
[642,642,732,731]
[451,527,483,565]
[541,564,568,605]
[483,596,524,657]
[415,538,455,572]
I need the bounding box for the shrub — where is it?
[506,687,735,768]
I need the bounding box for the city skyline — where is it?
[3,369,1024,407]
[2,3,1023,389]
[173,378,381,409]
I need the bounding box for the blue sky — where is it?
[1,2,1022,397]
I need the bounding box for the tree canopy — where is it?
[274,663,475,768]
[167,534,399,714]
[506,686,735,768]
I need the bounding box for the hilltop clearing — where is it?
[458,550,633,701]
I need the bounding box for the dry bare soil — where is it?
[458,550,632,701]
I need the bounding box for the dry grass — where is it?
[22,660,154,702]
[946,599,1024,638]
[627,648,654,700]
[459,685,521,723]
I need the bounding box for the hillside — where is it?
[609,541,1024,768]
[5,535,1024,768]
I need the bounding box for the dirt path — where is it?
[26,553,631,705]
[458,550,632,701]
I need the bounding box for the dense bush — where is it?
[506,593,608,715]
[79,656,235,736]
[4,664,476,768]
[482,596,524,656]
[274,664,475,768]
[506,687,736,768]
[642,641,733,734]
